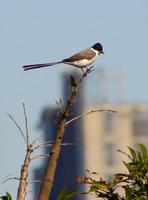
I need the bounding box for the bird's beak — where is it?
[101,51,104,54]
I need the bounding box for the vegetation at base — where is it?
[74,144,148,200]
[1,144,148,200]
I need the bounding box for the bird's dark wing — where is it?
[63,48,96,62]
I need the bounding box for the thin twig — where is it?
[33,142,76,150]
[117,149,132,160]
[23,103,29,147]
[31,154,49,160]
[33,141,54,150]
[1,174,15,183]
[31,134,43,146]
[27,180,43,184]
[66,109,116,125]
[1,176,19,184]
[33,143,53,150]
[7,113,27,145]
[61,142,76,146]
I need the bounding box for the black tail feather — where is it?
[23,61,62,71]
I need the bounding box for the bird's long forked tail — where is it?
[23,61,62,71]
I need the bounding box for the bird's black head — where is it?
[92,43,104,54]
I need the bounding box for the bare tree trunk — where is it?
[38,118,66,200]
[37,72,89,200]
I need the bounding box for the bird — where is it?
[22,43,104,72]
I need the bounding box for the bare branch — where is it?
[7,106,52,200]
[33,143,53,150]
[66,109,116,125]
[33,141,54,150]
[31,134,43,146]
[1,176,19,184]
[61,142,76,146]
[27,180,43,184]
[31,154,49,160]
[33,141,76,150]
[23,103,29,147]
[1,174,15,183]
[55,99,65,114]
[17,144,34,200]
[7,113,27,145]
[38,70,91,200]
[117,149,132,160]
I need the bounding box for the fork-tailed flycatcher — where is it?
[23,43,104,72]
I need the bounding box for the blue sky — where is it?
[0,0,148,198]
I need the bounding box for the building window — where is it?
[105,143,115,166]
[132,111,148,136]
[102,112,114,134]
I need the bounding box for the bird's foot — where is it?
[81,68,85,76]
[85,66,95,75]
[81,66,94,77]
[87,65,95,73]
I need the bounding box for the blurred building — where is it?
[83,103,148,200]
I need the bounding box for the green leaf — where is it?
[57,187,67,200]
[0,192,12,200]
[138,144,147,161]
[57,187,78,200]
[135,197,146,200]
[123,161,134,172]
[6,193,12,200]
[138,151,143,165]
[128,146,137,161]
[108,193,119,200]
[124,186,134,200]
[98,193,109,198]
[63,190,78,200]
[90,180,110,191]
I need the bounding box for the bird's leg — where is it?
[81,68,85,76]
[85,66,90,70]
[81,66,94,77]
[82,66,95,76]
[85,66,91,75]
[81,67,89,77]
